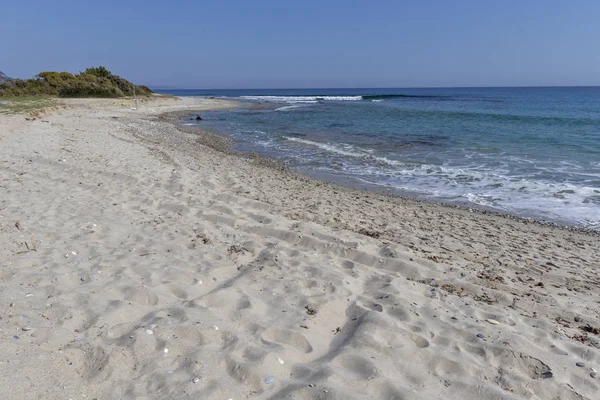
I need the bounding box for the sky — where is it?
[1,0,599,88]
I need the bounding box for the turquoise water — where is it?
[159,88,600,229]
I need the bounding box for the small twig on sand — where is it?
[15,249,35,255]
[139,252,156,257]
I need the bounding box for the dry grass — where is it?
[0,96,58,114]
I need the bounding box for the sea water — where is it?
[159,87,600,229]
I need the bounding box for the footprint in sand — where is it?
[261,328,313,353]
[121,286,159,305]
[331,354,379,380]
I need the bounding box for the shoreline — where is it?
[166,104,600,236]
[1,96,598,399]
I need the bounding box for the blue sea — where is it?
[157,87,600,230]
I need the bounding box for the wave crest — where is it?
[240,95,363,103]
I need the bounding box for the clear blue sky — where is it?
[1,0,599,88]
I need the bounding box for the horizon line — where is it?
[152,84,600,91]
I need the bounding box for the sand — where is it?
[0,96,599,400]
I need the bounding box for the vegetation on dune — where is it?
[0,66,153,98]
[0,97,58,115]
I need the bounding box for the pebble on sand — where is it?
[265,376,275,384]
[476,333,485,339]
[146,329,153,335]
[486,319,500,325]
[576,362,585,367]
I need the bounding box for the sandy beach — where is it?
[1,96,599,399]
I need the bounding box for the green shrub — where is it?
[0,66,153,98]
[84,66,112,78]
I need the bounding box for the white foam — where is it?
[274,105,307,112]
[283,137,600,228]
[240,95,363,103]
[366,165,600,227]
[465,193,499,207]
[286,137,408,167]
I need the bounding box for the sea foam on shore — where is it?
[166,87,600,230]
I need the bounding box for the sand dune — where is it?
[0,96,598,399]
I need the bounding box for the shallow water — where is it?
[160,87,600,229]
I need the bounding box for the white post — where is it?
[132,86,137,110]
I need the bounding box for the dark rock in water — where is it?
[196,115,202,121]
[0,71,12,84]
